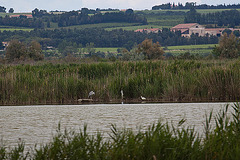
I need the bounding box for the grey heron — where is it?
[88,91,95,99]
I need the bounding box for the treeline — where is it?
[0,16,44,28]
[58,10,147,27]
[0,8,146,28]
[185,8,240,27]
[152,2,240,10]
[0,6,6,12]
[0,28,218,50]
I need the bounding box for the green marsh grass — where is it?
[1,103,240,159]
[0,59,240,105]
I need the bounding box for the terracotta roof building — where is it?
[10,15,33,18]
[171,23,205,37]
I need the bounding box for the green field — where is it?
[164,44,217,56]
[93,45,216,55]
[197,8,240,14]
[105,24,162,31]
[60,22,142,30]
[106,14,184,31]
[0,25,33,31]
[0,28,33,31]
[95,48,119,52]
[167,44,216,50]
[147,15,184,27]
[0,12,31,17]
[139,8,240,14]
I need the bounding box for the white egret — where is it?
[121,90,124,99]
[140,96,146,101]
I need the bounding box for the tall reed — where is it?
[0,59,240,105]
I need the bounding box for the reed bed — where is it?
[1,103,240,159]
[0,59,240,105]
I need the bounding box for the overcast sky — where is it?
[1,0,240,12]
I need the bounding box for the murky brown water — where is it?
[0,103,233,147]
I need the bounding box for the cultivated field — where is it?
[164,44,217,56]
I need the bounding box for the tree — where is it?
[32,8,39,17]
[184,7,201,23]
[28,41,44,61]
[0,6,6,13]
[5,40,44,62]
[136,39,164,60]
[9,8,14,13]
[222,29,232,35]
[81,8,89,15]
[212,33,240,58]
[125,9,134,14]
[5,40,27,62]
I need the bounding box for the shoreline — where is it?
[0,98,237,106]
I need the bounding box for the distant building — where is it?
[2,42,9,50]
[135,28,162,33]
[205,28,240,37]
[171,23,205,37]
[10,14,33,18]
[172,23,240,37]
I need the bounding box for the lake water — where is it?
[0,102,234,147]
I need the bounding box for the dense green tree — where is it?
[184,9,240,27]
[212,33,240,58]
[28,41,44,61]
[32,8,48,17]
[136,39,164,60]
[5,40,27,62]
[0,6,6,13]
[233,30,240,37]
[0,28,218,51]
[9,8,14,13]
[152,3,240,10]
[57,11,147,27]
[184,7,201,23]
[125,9,134,14]
[0,41,3,50]
[222,29,232,35]
[5,40,44,62]
[85,42,96,54]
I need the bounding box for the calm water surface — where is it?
[0,103,233,147]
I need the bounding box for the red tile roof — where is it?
[10,15,33,18]
[172,23,198,29]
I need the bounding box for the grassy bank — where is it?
[164,44,216,56]
[1,103,240,159]
[0,59,240,105]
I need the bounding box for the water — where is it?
[0,102,233,147]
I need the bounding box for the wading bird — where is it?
[121,90,124,100]
[88,91,95,99]
[140,96,146,101]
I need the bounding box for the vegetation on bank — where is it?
[0,59,240,105]
[164,44,215,57]
[1,103,240,159]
